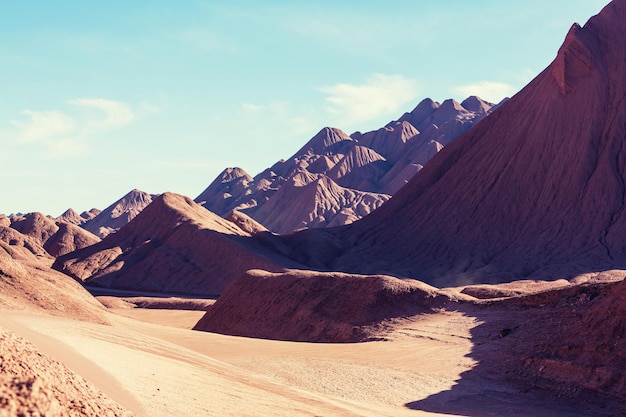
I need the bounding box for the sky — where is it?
[0,0,611,216]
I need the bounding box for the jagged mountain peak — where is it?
[295,127,353,157]
[57,208,82,225]
[82,188,157,238]
[460,96,494,114]
[216,167,252,183]
[412,97,440,113]
[197,92,494,233]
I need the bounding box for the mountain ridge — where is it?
[196,95,497,234]
[318,0,626,285]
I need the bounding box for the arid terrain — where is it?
[2,1,626,416]
[3,281,623,417]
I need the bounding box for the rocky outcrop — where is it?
[251,176,389,234]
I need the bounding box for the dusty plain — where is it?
[1,290,618,417]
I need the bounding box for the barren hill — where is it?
[54,192,299,296]
[193,269,461,342]
[0,327,133,416]
[0,226,108,323]
[57,207,101,226]
[9,212,101,257]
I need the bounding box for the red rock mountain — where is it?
[82,189,156,238]
[54,193,299,296]
[196,96,496,234]
[304,0,626,286]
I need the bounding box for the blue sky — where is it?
[0,0,610,215]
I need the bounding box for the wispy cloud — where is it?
[69,98,135,132]
[452,81,515,103]
[44,138,88,159]
[11,110,75,142]
[7,98,156,158]
[320,74,420,126]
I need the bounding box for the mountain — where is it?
[250,176,390,233]
[57,207,101,225]
[9,212,101,257]
[196,96,496,234]
[53,192,300,296]
[296,0,626,286]
[82,189,156,238]
[196,0,626,342]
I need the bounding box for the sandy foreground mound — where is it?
[487,275,626,400]
[189,266,626,412]
[0,326,133,417]
[194,269,469,342]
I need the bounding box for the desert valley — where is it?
[2,1,626,416]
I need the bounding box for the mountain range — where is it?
[196,96,497,234]
[49,0,626,295]
[1,1,625,413]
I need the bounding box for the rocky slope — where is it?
[0,226,109,323]
[196,96,496,234]
[54,193,300,296]
[457,273,626,407]
[283,0,626,287]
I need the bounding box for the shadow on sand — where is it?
[405,300,625,417]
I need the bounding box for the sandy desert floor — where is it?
[1,299,614,417]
